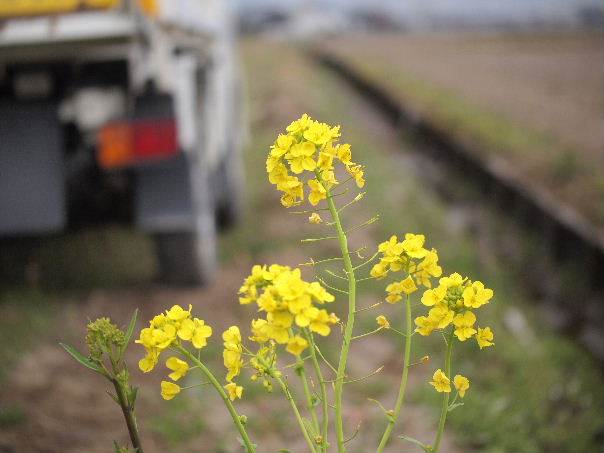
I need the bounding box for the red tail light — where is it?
[98,118,178,169]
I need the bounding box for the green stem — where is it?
[432,332,454,453]
[178,346,256,453]
[112,378,144,453]
[306,329,329,452]
[275,375,319,453]
[325,186,356,453]
[376,294,412,453]
[297,353,320,436]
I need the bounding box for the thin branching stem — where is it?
[376,294,412,452]
[177,346,256,453]
[432,331,454,453]
[306,330,329,453]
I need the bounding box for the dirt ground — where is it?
[0,40,460,453]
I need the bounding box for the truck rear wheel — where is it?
[215,148,245,229]
[153,227,216,286]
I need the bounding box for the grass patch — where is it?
[149,396,206,448]
[0,288,56,384]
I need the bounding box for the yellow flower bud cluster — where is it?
[266,113,365,208]
[370,234,442,289]
[414,273,495,350]
[239,264,339,354]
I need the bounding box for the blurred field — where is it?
[322,31,604,225]
[1,37,603,453]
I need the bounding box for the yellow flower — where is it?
[385,281,403,304]
[400,276,418,294]
[454,375,470,398]
[303,121,340,145]
[160,381,181,400]
[308,178,326,206]
[462,281,494,309]
[370,262,388,279]
[453,311,477,341]
[321,169,338,187]
[401,233,428,259]
[413,249,442,287]
[179,318,213,349]
[310,309,337,336]
[336,143,353,165]
[309,212,323,224]
[476,326,494,349]
[439,272,465,289]
[288,141,317,173]
[270,134,294,157]
[286,336,309,355]
[286,113,312,135]
[223,326,243,382]
[138,350,159,372]
[346,164,365,188]
[428,304,454,329]
[223,326,242,346]
[414,316,436,336]
[165,304,192,322]
[250,318,270,343]
[224,382,243,401]
[166,357,189,381]
[316,151,334,170]
[376,315,390,329]
[421,286,446,306]
[430,369,451,393]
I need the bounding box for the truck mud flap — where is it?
[0,101,65,235]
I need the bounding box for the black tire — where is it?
[215,147,245,229]
[153,151,217,286]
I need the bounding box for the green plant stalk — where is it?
[432,331,454,453]
[111,378,144,453]
[376,294,412,452]
[177,346,256,453]
[305,329,329,452]
[325,187,357,453]
[275,374,319,453]
[297,353,320,435]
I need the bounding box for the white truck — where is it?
[0,0,244,284]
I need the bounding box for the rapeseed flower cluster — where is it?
[239,264,339,354]
[266,113,365,207]
[414,273,494,347]
[370,234,443,290]
[136,304,212,400]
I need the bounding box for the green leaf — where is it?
[128,386,138,408]
[106,390,120,406]
[399,434,430,451]
[121,309,139,356]
[447,401,464,412]
[60,343,103,374]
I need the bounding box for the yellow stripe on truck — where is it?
[0,0,121,18]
